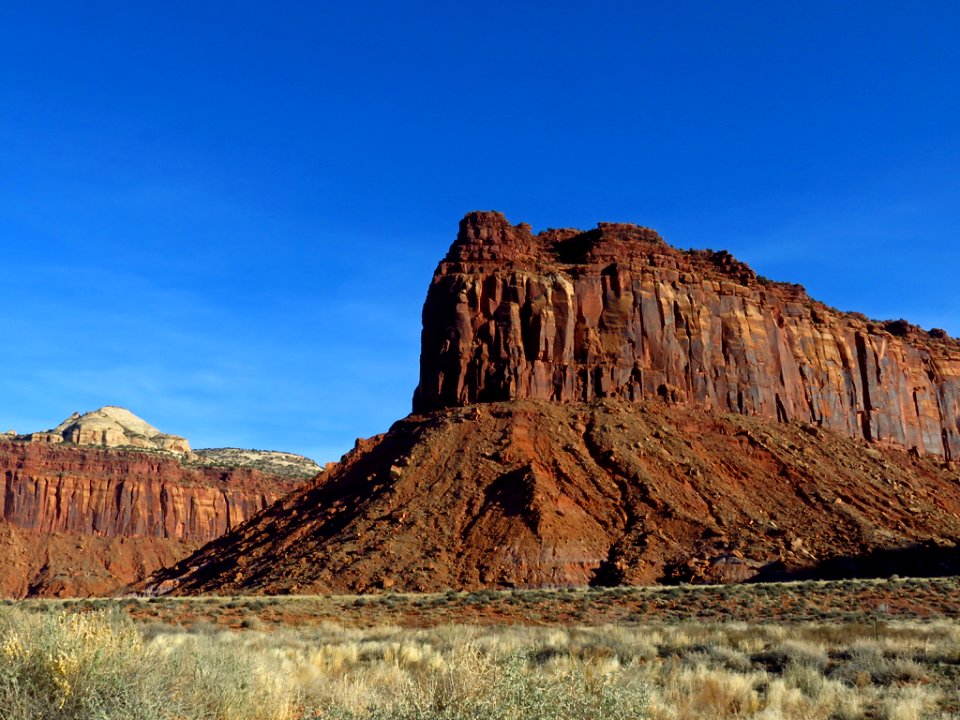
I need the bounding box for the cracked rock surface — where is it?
[417,212,960,459]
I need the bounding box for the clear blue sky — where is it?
[1,2,958,462]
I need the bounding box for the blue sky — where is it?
[1,2,958,462]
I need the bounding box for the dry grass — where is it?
[4,602,960,719]
[0,608,295,719]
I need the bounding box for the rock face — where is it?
[141,212,960,595]
[0,416,313,597]
[22,406,192,454]
[416,212,960,459]
[0,443,296,541]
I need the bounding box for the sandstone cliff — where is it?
[415,212,960,459]
[0,431,312,597]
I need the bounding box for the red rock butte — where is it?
[416,211,960,459]
[138,212,960,595]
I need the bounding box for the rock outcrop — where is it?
[22,406,192,454]
[141,212,960,595]
[0,410,315,597]
[415,212,960,459]
[0,442,299,541]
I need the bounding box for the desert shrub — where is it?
[1,604,955,720]
[161,636,295,720]
[240,614,263,630]
[679,644,753,673]
[829,652,928,688]
[188,618,219,634]
[752,640,829,674]
[0,608,295,720]
[0,608,175,720]
[138,620,184,642]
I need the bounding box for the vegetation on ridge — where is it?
[190,447,321,479]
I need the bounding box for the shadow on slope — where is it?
[754,542,960,583]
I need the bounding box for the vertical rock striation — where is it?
[0,443,296,541]
[415,212,960,458]
[0,441,309,596]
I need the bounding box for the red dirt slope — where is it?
[141,399,960,595]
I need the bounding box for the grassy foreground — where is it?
[3,596,960,720]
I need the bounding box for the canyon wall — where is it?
[415,212,960,459]
[0,441,309,596]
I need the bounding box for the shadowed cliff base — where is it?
[752,542,960,583]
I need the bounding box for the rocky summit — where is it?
[21,405,193,454]
[0,408,318,597]
[143,212,960,595]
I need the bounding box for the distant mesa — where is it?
[192,447,322,480]
[6,406,323,479]
[0,406,322,598]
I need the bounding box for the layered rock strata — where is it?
[0,441,309,597]
[22,406,191,454]
[415,212,960,458]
